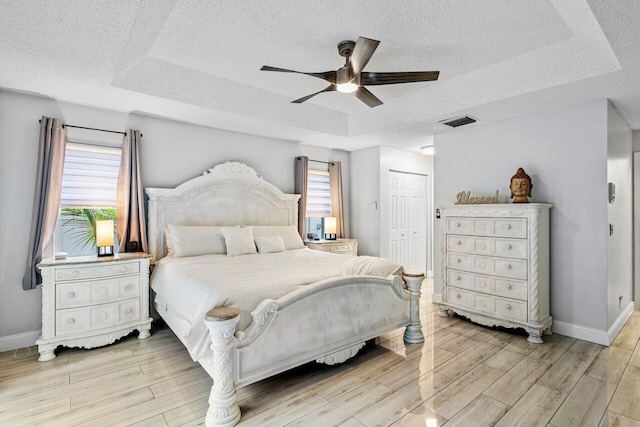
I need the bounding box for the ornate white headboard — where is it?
[145,162,300,261]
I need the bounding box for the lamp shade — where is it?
[324,217,337,234]
[96,220,115,247]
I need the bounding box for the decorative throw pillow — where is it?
[164,226,174,257]
[221,226,258,257]
[167,224,231,257]
[251,225,305,250]
[255,236,286,254]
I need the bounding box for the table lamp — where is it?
[96,220,115,257]
[324,217,337,240]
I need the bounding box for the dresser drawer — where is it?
[56,309,88,336]
[474,274,495,294]
[56,299,142,336]
[447,253,473,272]
[494,218,527,238]
[493,239,527,259]
[494,278,527,300]
[447,269,474,290]
[495,258,528,280]
[473,293,493,313]
[473,256,494,276]
[447,287,472,307]
[494,297,527,321]
[55,262,140,282]
[447,235,474,254]
[447,218,473,235]
[56,276,139,309]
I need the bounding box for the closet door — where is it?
[389,171,427,272]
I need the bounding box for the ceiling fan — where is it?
[261,36,439,108]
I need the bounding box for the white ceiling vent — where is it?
[440,116,477,128]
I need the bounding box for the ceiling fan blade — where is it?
[350,37,380,75]
[355,87,383,108]
[291,85,337,104]
[360,71,440,86]
[261,66,336,84]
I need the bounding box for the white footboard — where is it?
[202,272,424,427]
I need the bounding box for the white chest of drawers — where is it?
[36,253,153,361]
[437,204,552,343]
[304,239,358,256]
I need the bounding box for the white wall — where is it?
[434,100,610,333]
[606,102,633,328]
[350,147,381,256]
[350,146,434,273]
[0,89,350,345]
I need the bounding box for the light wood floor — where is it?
[2,281,640,427]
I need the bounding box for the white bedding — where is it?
[151,248,401,361]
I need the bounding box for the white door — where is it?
[390,171,427,272]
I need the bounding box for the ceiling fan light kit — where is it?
[261,36,440,107]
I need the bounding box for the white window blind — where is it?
[60,143,121,207]
[306,169,331,218]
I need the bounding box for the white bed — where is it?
[146,162,424,427]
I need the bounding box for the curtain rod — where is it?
[38,120,142,137]
[299,157,335,165]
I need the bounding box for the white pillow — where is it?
[252,225,305,250]
[167,224,231,257]
[164,226,174,257]
[221,227,257,257]
[255,236,286,254]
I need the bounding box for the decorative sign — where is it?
[455,190,500,205]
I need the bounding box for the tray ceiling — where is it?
[0,0,637,150]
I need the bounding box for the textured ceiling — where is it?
[0,0,638,151]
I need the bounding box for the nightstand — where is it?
[36,253,153,361]
[304,239,358,256]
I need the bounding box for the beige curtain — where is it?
[23,117,67,290]
[329,161,345,238]
[294,156,309,237]
[117,130,148,253]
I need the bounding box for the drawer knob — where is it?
[456,240,462,245]
[456,258,461,263]
[506,264,512,269]
[507,244,513,250]
[126,309,133,314]
[506,284,513,290]
[506,304,512,310]
[456,294,461,299]
[456,222,461,227]
[505,224,512,229]
[67,318,75,324]
[456,276,461,281]
[68,292,75,298]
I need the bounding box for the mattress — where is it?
[151,248,399,360]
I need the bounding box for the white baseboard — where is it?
[0,330,41,353]
[551,320,609,346]
[551,302,635,346]
[608,301,635,345]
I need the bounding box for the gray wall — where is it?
[434,100,610,333]
[606,102,633,328]
[0,89,349,341]
[350,146,434,273]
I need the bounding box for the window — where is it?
[56,142,121,256]
[305,169,331,239]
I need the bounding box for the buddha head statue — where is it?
[510,168,532,203]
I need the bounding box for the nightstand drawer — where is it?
[56,275,139,309]
[55,262,140,282]
[56,299,142,336]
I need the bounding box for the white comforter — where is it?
[151,248,401,360]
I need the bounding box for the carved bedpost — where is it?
[204,307,241,427]
[403,270,425,344]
